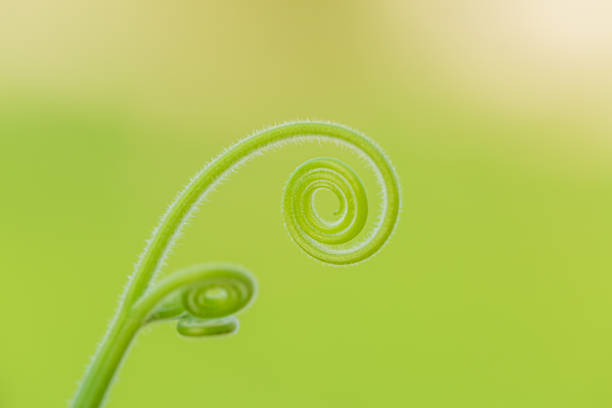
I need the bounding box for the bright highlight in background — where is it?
[384,0,612,118]
[513,0,612,62]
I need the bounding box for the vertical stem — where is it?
[70,316,142,408]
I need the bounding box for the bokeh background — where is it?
[1,1,612,407]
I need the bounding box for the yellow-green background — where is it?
[1,1,611,407]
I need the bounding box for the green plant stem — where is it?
[72,315,141,407]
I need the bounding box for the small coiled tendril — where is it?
[72,121,400,408]
[177,268,255,336]
[139,265,256,338]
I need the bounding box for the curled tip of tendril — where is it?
[283,157,376,264]
[138,265,256,337]
[177,316,239,337]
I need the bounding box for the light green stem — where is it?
[71,316,141,407]
[71,121,401,408]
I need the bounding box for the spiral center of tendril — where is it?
[204,286,228,301]
[182,277,252,319]
[312,188,343,224]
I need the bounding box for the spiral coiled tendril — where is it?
[138,266,256,338]
[177,271,254,337]
[283,157,370,263]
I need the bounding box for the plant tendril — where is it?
[71,121,400,408]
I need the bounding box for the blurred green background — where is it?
[1,1,612,407]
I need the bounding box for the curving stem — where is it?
[71,315,142,407]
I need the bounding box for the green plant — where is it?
[70,121,401,407]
